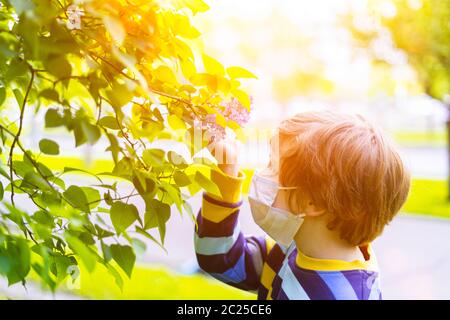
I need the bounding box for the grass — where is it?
[24,261,255,299]
[402,178,450,219]
[69,263,255,300]
[390,130,447,147]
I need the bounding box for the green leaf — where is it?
[63,185,90,213]
[202,54,225,76]
[0,86,6,106]
[185,0,210,14]
[105,263,124,290]
[39,139,60,155]
[160,181,182,214]
[168,114,186,130]
[98,116,120,130]
[135,227,166,252]
[105,83,134,109]
[194,171,222,198]
[79,232,95,245]
[45,109,65,128]
[154,65,177,85]
[0,182,3,201]
[52,254,76,282]
[173,170,191,187]
[32,210,54,227]
[45,55,72,79]
[226,66,257,79]
[39,89,59,101]
[110,201,139,234]
[96,225,115,239]
[132,174,156,195]
[215,112,227,128]
[232,89,251,111]
[65,234,96,272]
[112,157,133,178]
[21,171,53,191]
[101,242,112,263]
[168,151,188,168]
[142,149,165,167]
[73,119,100,147]
[81,121,101,145]
[144,199,170,244]
[80,187,101,209]
[13,88,24,106]
[6,239,30,285]
[6,58,28,80]
[0,253,11,275]
[110,244,135,278]
[37,162,53,178]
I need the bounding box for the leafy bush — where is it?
[0,0,255,291]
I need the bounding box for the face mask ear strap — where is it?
[278,186,297,190]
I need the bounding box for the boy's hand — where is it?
[208,137,240,177]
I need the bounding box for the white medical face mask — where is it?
[248,172,305,247]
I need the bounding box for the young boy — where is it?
[194,111,410,300]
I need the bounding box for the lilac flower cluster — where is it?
[221,97,252,126]
[194,97,252,142]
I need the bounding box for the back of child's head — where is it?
[272,110,410,246]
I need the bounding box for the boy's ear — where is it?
[303,201,326,217]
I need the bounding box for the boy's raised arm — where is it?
[194,168,273,292]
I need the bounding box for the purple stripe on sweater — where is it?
[266,244,286,272]
[258,285,269,300]
[270,274,283,299]
[203,192,243,208]
[251,236,268,262]
[210,254,247,284]
[288,253,335,300]
[275,288,289,300]
[196,210,239,238]
[241,239,261,290]
[341,271,364,300]
[196,232,245,273]
[224,251,260,292]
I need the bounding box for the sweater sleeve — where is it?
[194,169,275,291]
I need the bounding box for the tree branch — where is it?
[8,66,35,206]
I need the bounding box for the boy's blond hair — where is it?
[273,111,410,246]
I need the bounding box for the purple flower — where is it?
[221,97,252,126]
[193,96,253,142]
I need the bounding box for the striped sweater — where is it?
[194,169,382,300]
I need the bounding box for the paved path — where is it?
[372,215,450,299]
